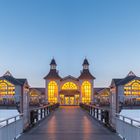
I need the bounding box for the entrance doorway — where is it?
[65,97,69,105]
[64,96,75,105]
[60,94,80,106]
[70,97,74,105]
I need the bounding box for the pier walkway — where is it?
[18,106,121,140]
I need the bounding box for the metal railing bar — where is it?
[0,114,23,124]
[116,114,140,124]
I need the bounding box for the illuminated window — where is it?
[62,82,77,90]
[81,81,91,104]
[30,90,39,97]
[0,80,15,95]
[60,94,64,105]
[48,81,58,103]
[124,80,140,96]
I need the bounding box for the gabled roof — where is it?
[0,75,27,86]
[110,71,140,87]
[30,88,45,95]
[94,87,110,94]
[0,71,29,86]
[94,88,105,93]
[3,71,13,77]
[111,79,122,87]
[44,69,61,80]
[16,79,28,86]
[35,88,45,94]
[61,75,79,81]
[78,69,95,80]
[117,76,136,86]
[127,71,136,77]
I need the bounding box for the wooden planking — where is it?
[18,106,121,140]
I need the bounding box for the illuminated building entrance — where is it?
[59,82,80,105]
[62,96,79,105]
[44,58,95,105]
[60,92,80,105]
[64,96,75,105]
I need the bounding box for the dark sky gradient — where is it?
[0,0,140,87]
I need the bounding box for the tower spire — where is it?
[50,58,57,69]
[82,58,89,69]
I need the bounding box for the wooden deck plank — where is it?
[18,106,121,140]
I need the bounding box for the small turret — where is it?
[83,58,89,70]
[50,58,57,70]
[44,58,61,80]
[79,58,95,80]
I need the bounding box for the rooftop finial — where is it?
[83,58,89,66]
[50,58,57,69]
[3,70,13,77]
[82,58,89,70]
[50,58,57,66]
[127,71,136,77]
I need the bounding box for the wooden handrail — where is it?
[30,104,57,111]
[80,103,110,128]
[29,103,59,127]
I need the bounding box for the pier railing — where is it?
[116,114,140,140]
[80,103,110,127]
[30,103,59,127]
[0,103,59,140]
[0,114,23,140]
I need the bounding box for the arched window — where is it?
[62,82,77,90]
[124,80,140,96]
[0,80,15,95]
[81,81,91,103]
[48,81,58,103]
[132,83,140,90]
[132,82,140,95]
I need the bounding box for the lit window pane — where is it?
[62,82,77,90]
[48,81,58,103]
[81,81,91,104]
[0,80,15,95]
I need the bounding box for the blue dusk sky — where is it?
[0,0,140,87]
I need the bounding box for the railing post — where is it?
[40,109,43,119]
[29,103,59,128]
[79,103,111,128]
[48,107,50,115]
[104,111,109,126]
[101,110,104,122]
[44,108,46,117]
[91,107,94,116]
[131,119,133,125]
[97,109,99,120]
[30,110,34,126]
[36,110,39,122]
[93,108,95,117]
[90,106,92,115]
